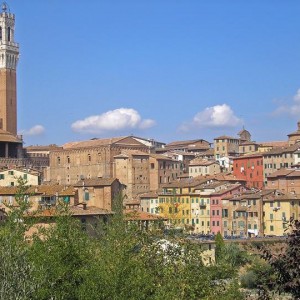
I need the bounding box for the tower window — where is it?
[7,27,10,41]
[0,27,2,40]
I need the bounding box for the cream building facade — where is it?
[0,168,39,186]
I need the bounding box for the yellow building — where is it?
[263,191,300,236]
[158,177,212,231]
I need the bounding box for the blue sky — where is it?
[10,0,300,146]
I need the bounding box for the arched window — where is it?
[7,27,10,41]
[0,27,2,40]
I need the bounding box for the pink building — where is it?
[210,184,244,235]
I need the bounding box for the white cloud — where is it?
[71,108,155,134]
[180,104,242,131]
[273,89,300,116]
[19,125,45,136]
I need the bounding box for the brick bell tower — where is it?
[0,2,19,136]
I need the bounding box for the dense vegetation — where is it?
[0,181,299,299]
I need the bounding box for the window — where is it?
[23,174,27,180]
[270,213,273,220]
[7,27,10,41]
[84,191,90,201]
[270,225,274,232]
[0,174,4,180]
[57,157,61,165]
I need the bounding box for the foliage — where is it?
[215,232,225,263]
[222,243,249,268]
[241,256,275,290]
[0,186,245,300]
[0,177,38,300]
[258,218,300,300]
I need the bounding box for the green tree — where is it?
[215,232,225,263]
[259,219,300,299]
[0,177,39,300]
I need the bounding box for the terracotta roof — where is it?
[62,136,146,150]
[262,143,300,156]
[74,178,118,187]
[262,191,300,202]
[164,150,196,157]
[0,129,22,143]
[287,127,300,136]
[124,209,167,221]
[139,192,158,198]
[189,159,219,166]
[25,145,62,151]
[0,184,76,196]
[114,150,149,158]
[238,129,251,136]
[149,154,175,161]
[70,206,113,216]
[196,149,215,156]
[124,199,141,205]
[286,170,300,178]
[239,141,258,146]
[161,177,213,189]
[259,141,289,148]
[213,173,246,182]
[165,139,210,147]
[211,184,242,196]
[233,153,263,159]
[267,169,294,178]
[214,135,239,140]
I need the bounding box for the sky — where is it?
[9,0,300,146]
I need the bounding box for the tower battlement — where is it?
[0,2,19,135]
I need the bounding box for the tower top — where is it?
[1,2,9,13]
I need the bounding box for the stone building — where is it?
[214,135,240,160]
[149,154,181,191]
[266,169,300,194]
[188,159,220,177]
[157,139,211,154]
[47,136,149,185]
[287,121,300,146]
[262,143,300,183]
[114,150,150,200]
